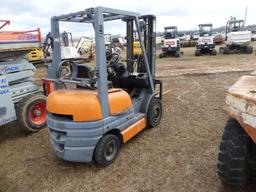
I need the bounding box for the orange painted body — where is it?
[225,75,256,144]
[47,88,132,122]
[225,105,256,144]
[121,118,146,143]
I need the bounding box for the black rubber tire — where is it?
[147,97,162,128]
[217,118,252,186]
[224,47,230,54]
[159,53,164,58]
[195,50,200,56]
[246,46,253,54]
[16,93,47,133]
[94,134,120,167]
[219,47,225,55]
[175,52,181,58]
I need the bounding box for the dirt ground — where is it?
[1,43,256,192]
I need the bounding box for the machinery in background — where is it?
[0,20,46,132]
[112,37,125,50]
[42,31,93,61]
[214,33,224,45]
[104,34,112,48]
[159,26,181,58]
[251,30,256,41]
[217,71,256,186]
[75,36,95,60]
[44,7,162,166]
[219,18,253,54]
[192,32,199,40]
[27,48,44,62]
[60,31,81,59]
[195,24,217,56]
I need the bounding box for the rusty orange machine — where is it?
[218,72,256,186]
[43,7,162,166]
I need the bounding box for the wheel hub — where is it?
[104,140,117,161]
[29,102,46,126]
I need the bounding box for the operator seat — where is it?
[73,64,112,88]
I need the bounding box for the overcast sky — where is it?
[1,0,256,36]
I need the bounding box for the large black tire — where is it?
[147,97,162,128]
[16,93,47,133]
[175,52,181,58]
[159,53,165,58]
[224,47,230,54]
[211,49,217,55]
[218,118,253,186]
[246,46,253,54]
[94,134,120,167]
[219,47,225,55]
[195,50,200,56]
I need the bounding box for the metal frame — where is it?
[226,19,245,34]
[198,23,213,37]
[47,7,155,119]
[164,26,178,39]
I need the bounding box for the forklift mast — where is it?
[126,15,156,77]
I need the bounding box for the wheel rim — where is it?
[152,104,161,123]
[29,101,47,126]
[104,139,118,161]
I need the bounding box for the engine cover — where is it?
[47,88,132,122]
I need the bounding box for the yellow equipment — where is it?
[28,48,44,62]
[133,41,142,56]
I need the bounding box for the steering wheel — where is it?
[108,53,120,67]
[56,60,76,79]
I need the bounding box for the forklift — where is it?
[159,26,181,58]
[44,7,162,166]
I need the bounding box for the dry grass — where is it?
[0,42,256,192]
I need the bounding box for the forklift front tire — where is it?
[147,97,162,128]
[94,134,120,167]
[16,93,47,133]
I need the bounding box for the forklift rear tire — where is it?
[147,97,162,128]
[94,134,120,167]
[16,93,47,133]
[217,118,252,186]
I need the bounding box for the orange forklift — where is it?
[43,7,162,166]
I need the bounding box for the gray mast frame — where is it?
[46,6,155,119]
